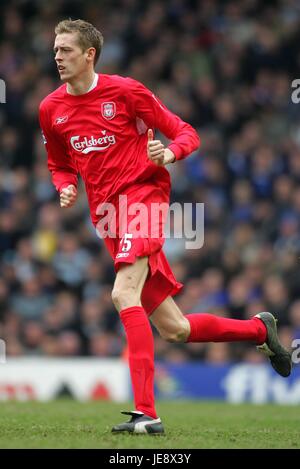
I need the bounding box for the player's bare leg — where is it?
[150,296,292,377]
[150,296,190,342]
[111,256,164,434]
[111,256,149,312]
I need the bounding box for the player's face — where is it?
[54,33,89,82]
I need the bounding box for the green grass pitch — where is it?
[0,400,298,449]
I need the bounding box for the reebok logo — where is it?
[55,115,68,125]
[70,131,116,154]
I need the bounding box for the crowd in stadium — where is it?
[1,0,300,363]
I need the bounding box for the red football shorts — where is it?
[100,182,183,315]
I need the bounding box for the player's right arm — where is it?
[39,101,78,208]
[59,184,77,208]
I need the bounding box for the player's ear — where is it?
[86,47,96,63]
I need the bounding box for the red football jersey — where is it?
[39,74,200,225]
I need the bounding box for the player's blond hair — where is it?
[55,19,104,65]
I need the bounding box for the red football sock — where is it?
[120,306,157,419]
[186,314,267,345]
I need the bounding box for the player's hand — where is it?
[147,129,175,166]
[60,184,77,208]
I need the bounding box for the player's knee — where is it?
[111,287,141,312]
[160,319,190,343]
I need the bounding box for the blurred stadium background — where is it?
[0,0,300,405]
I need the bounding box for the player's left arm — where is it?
[126,78,201,166]
[147,128,176,166]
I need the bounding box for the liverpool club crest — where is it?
[101,102,116,120]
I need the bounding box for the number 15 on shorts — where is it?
[120,233,133,252]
